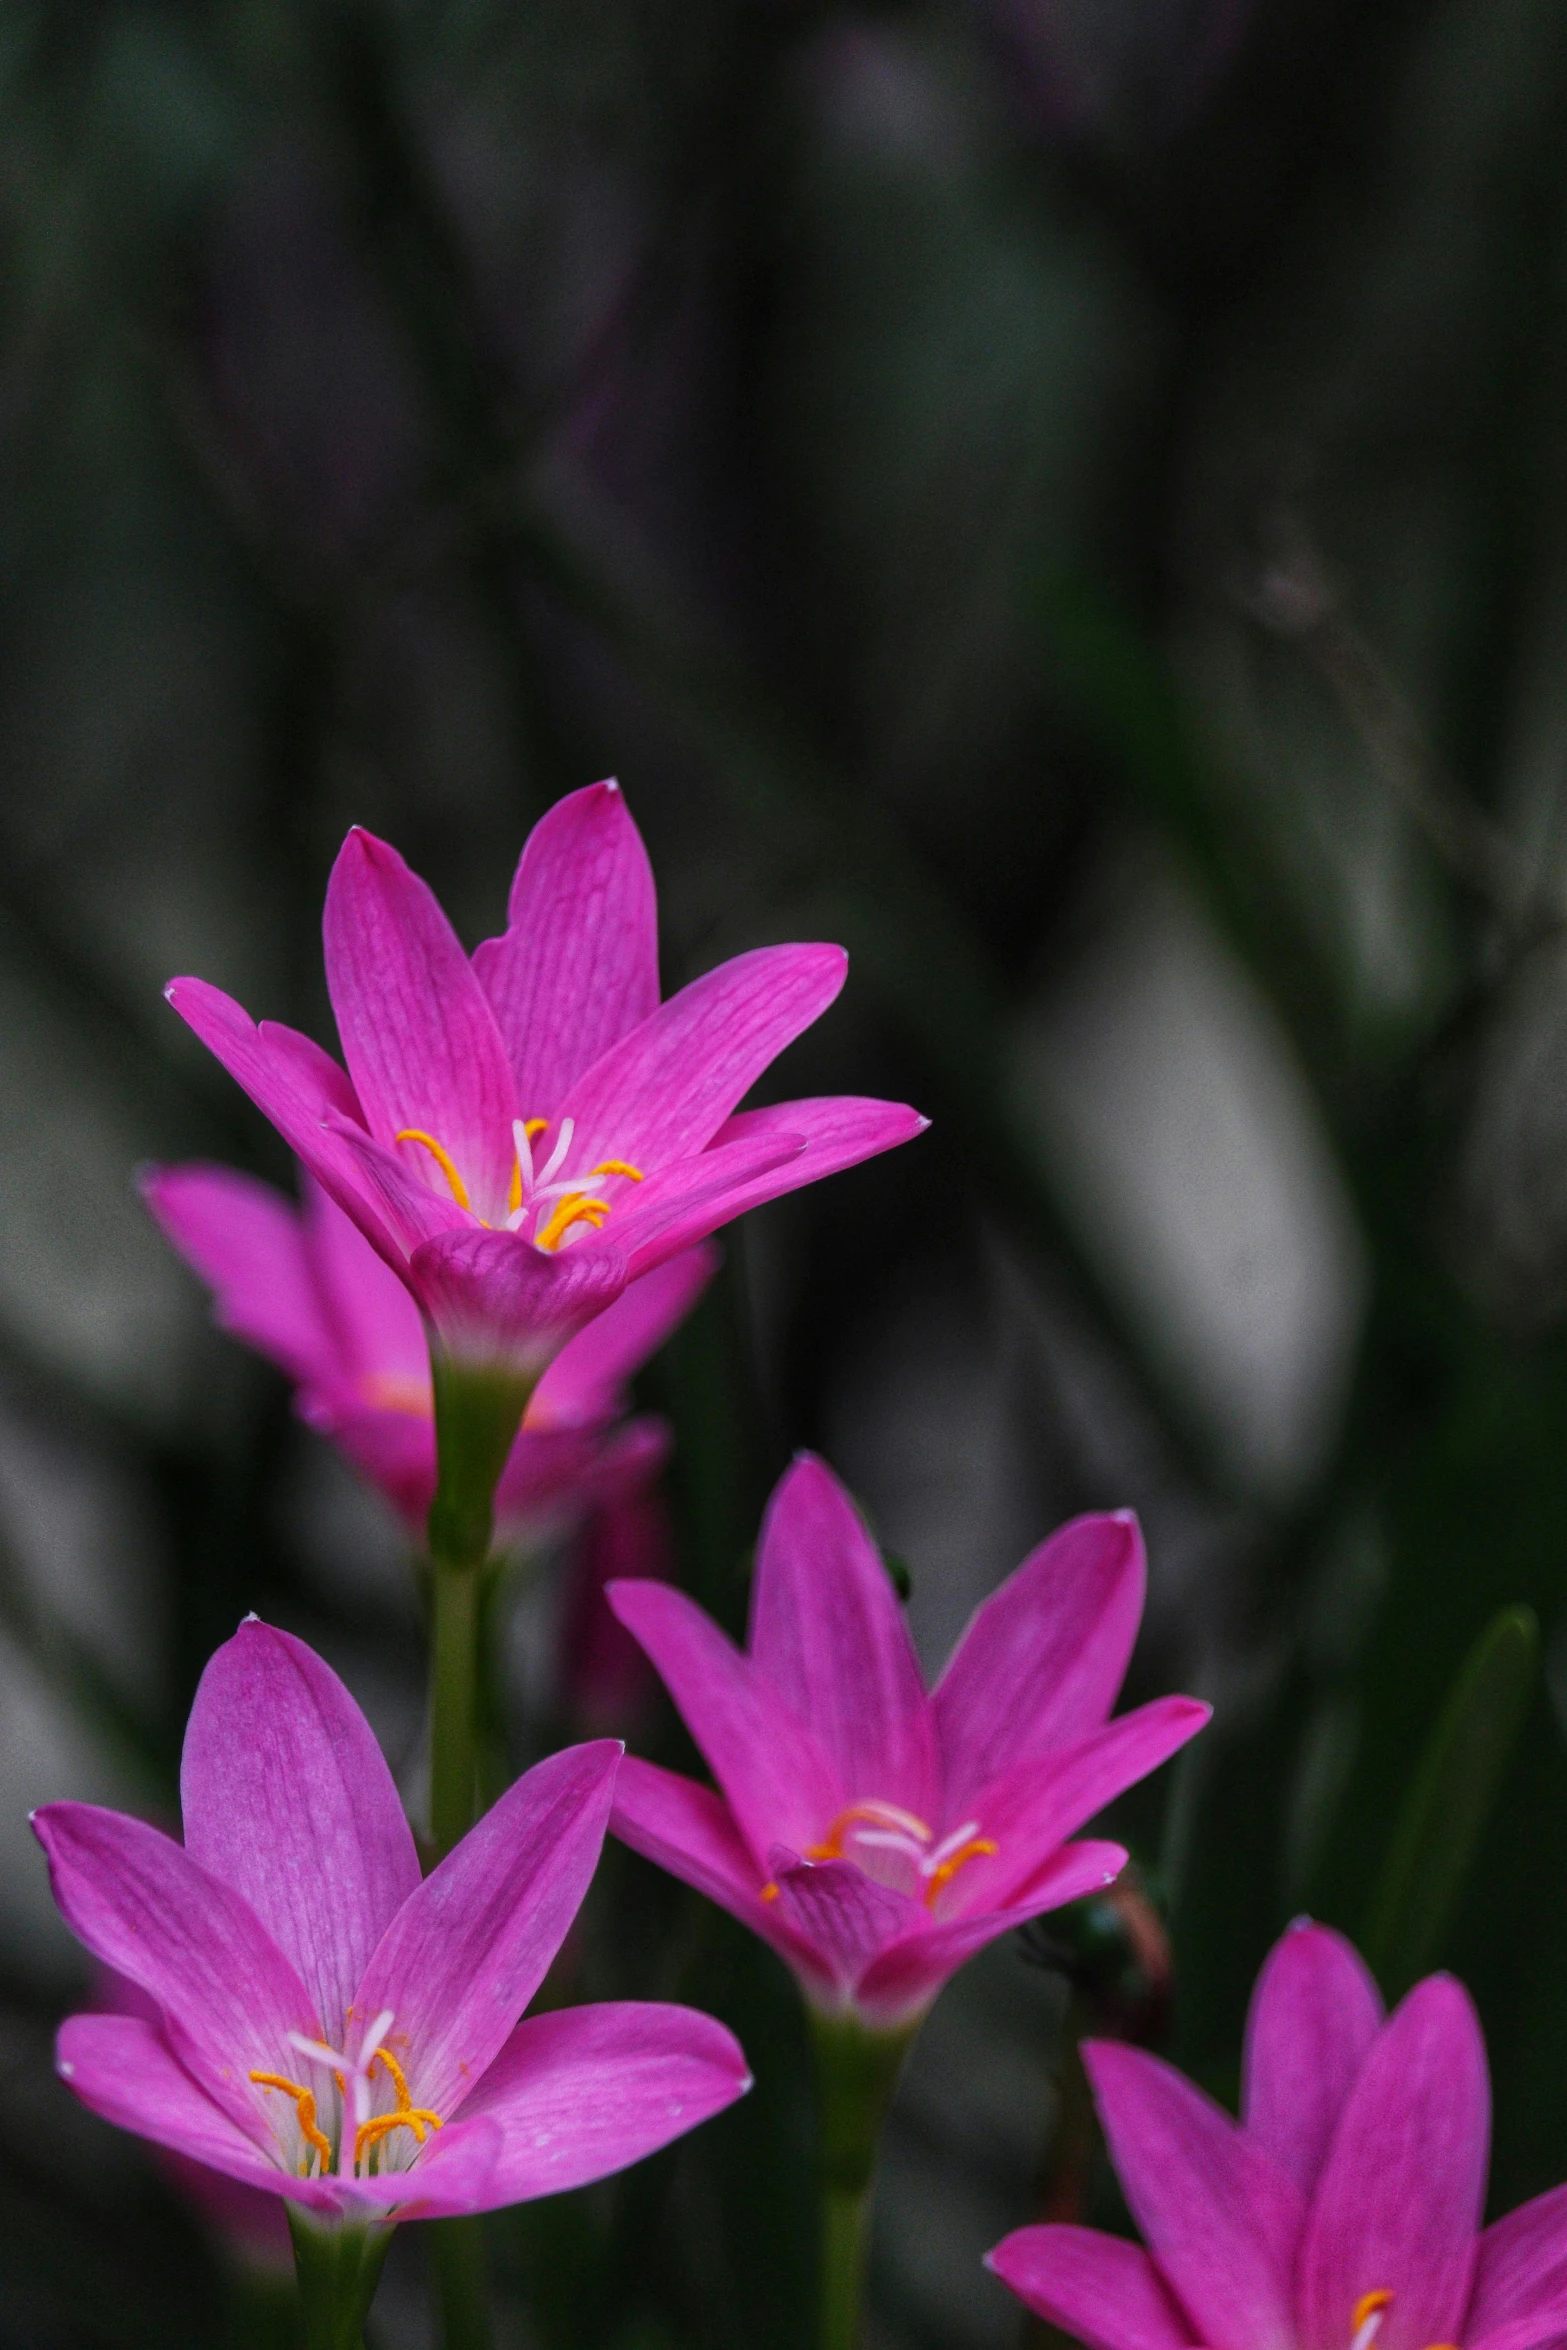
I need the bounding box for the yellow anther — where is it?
[371,2046,414,2105]
[535,1193,610,1251]
[509,1155,522,1216]
[1353,2296,1394,2334]
[592,1160,645,1182]
[524,1118,548,1139]
[395,1130,472,1211]
[922,1837,997,1904]
[760,1881,780,1902]
[250,2071,333,2175]
[354,2107,443,2166]
[808,1801,934,1861]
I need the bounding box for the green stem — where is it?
[429,1558,484,1856]
[810,2012,917,2350]
[286,2211,391,2350]
[429,2215,496,2350]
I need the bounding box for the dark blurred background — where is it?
[5,0,1567,2342]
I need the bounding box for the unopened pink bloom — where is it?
[165,781,926,1377]
[606,1455,1207,2030]
[36,1621,749,2221]
[142,1161,712,1542]
[989,1919,1567,2350]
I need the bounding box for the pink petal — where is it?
[1469,2316,1567,2350]
[1471,2186,1567,2339]
[705,1095,930,1218]
[1298,1975,1488,2350]
[767,1852,919,1999]
[605,1580,841,1865]
[179,1621,421,2042]
[530,1244,719,1426]
[747,1455,938,1823]
[934,1512,1147,1810]
[141,1163,336,1388]
[492,1424,628,1533]
[607,1757,830,1986]
[351,1740,620,2122]
[1085,2041,1304,2350]
[554,943,848,1176]
[406,1999,750,2214]
[1242,1919,1383,2199]
[32,1803,319,2137]
[321,1116,471,1259]
[986,2226,1200,2350]
[600,1132,807,1278]
[302,1175,430,1389]
[850,1841,1128,2027]
[472,781,660,1117]
[952,1699,1210,1912]
[56,2013,303,2204]
[322,829,521,1222]
[406,1226,629,1370]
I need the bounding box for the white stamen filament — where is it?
[921,1820,982,1876]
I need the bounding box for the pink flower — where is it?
[558,1487,674,1736]
[35,1621,749,2221]
[142,1160,713,1542]
[165,781,926,1378]
[605,1455,1208,2031]
[988,1919,1567,2350]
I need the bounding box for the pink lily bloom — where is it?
[165,780,927,1379]
[142,1159,714,1542]
[35,1620,749,2222]
[605,1455,1208,2031]
[989,1918,1567,2350]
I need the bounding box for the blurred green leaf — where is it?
[1363,1603,1541,2001]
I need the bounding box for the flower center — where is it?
[394,1116,642,1249]
[1350,2289,1462,2350]
[780,1799,998,1908]
[248,2010,442,2180]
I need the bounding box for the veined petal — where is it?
[1298,1975,1487,2350]
[747,1455,937,1823]
[473,781,660,1116]
[1471,2185,1567,2338]
[934,1513,1147,1811]
[407,1227,629,1371]
[141,1163,337,1389]
[405,2001,749,2215]
[323,828,520,1219]
[606,1580,841,1864]
[1086,2041,1303,2350]
[554,943,847,1175]
[180,1621,420,2041]
[56,2013,310,2204]
[705,1096,930,1218]
[1242,1920,1383,2199]
[32,1804,319,2137]
[598,1132,807,1278]
[851,1842,1127,2027]
[1468,2313,1567,2350]
[530,1244,719,1427]
[986,2226,1201,2350]
[351,1740,620,2122]
[302,1175,430,1390]
[767,1852,917,2000]
[607,1757,830,1984]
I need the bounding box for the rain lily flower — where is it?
[142,1159,713,1544]
[989,1918,1567,2350]
[34,1620,749,2225]
[606,1455,1208,2031]
[165,780,926,1384]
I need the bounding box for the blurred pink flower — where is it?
[37,1621,749,2222]
[989,1919,1567,2350]
[166,781,926,1380]
[606,1455,1207,2030]
[143,1159,713,1545]
[559,1487,674,1736]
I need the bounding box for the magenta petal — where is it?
[768,1853,919,1998]
[473,781,661,1116]
[303,1176,430,1389]
[32,1803,319,2135]
[1468,2314,1567,2350]
[602,1132,807,1277]
[851,1841,1127,2026]
[323,829,520,1220]
[934,1513,1147,1809]
[986,2225,1200,2350]
[1086,2041,1303,2350]
[748,1455,937,1822]
[606,1580,841,1863]
[56,2013,305,2203]
[407,1227,629,1369]
[142,1163,335,1387]
[180,1621,420,2041]
[408,2000,749,2215]
[1472,2186,1567,2338]
[608,1757,829,1979]
[1298,1975,1488,2350]
[556,942,848,1173]
[531,1244,718,1426]
[705,1096,930,1218]
[1241,1919,1383,2199]
[352,1740,620,2121]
